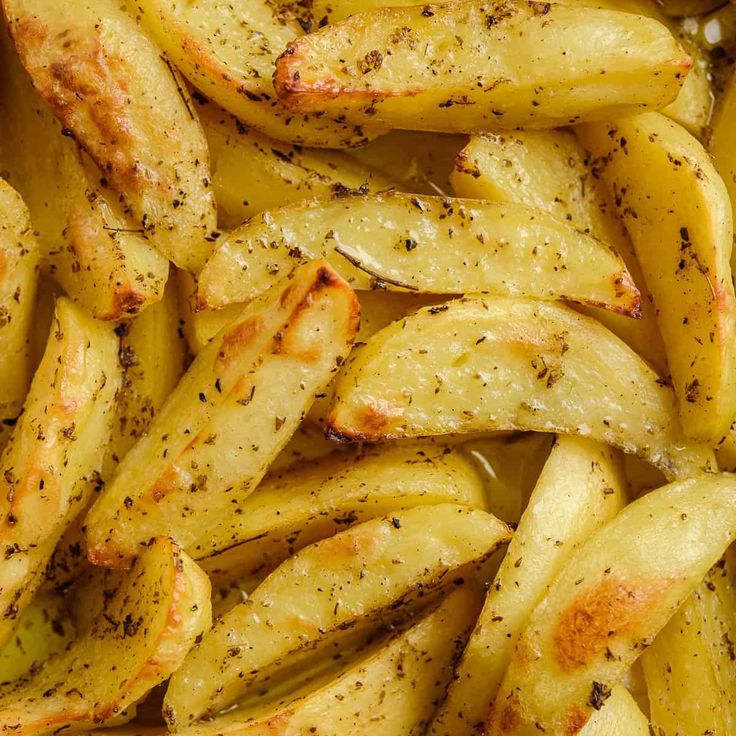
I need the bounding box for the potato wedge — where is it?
[198,100,395,230]
[580,686,650,736]
[134,0,387,148]
[164,504,511,725]
[0,298,120,647]
[198,192,640,316]
[327,297,714,480]
[269,422,343,473]
[177,583,484,736]
[2,0,217,271]
[486,472,736,736]
[0,27,169,320]
[86,261,360,567]
[201,442,487,584]
[430,436,626,736]
[450,130,666,373]
[577,113,736,443]
[641,554,736,734]
[0,180,39,452]
[0,538,211,736]
[274,0,691,132]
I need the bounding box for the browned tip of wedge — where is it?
[578,268,642,319]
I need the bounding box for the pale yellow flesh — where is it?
[135,0,388,147]
[0,538,211,736]
[577,113,736,444]
[328,297,714,480]
[0,298,120,648]
[450,130,666,373]
[641,552,736,734]
[578,685,650,736]
[275,0,691,132]
[201,442,488,585]
[85,261,360,567]
[198,192,640,316]
[487,473,736,735]
[2,0,217,271]
[430,436,627,736]
[164,504,511,726]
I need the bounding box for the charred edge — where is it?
[324,424,374,443]
[576,295,642,319]
[110,289,147,319]
[334,246,419,291]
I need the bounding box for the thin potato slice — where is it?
[198,192,640,316]
[164,504,511,725]
[450,131,666,373]
[641,554,736,734]
[0,538,211,736]
[0,298,120,647]
[0,180,39,451]
[577,113,736,443]
[2,0,217,271]
[274,0,691,132]
[580,686,650,735]
[201,442,488,584]
[135,0,388,148]
[199,100,396,229]
[179,584,484,736]
[486,472,736,736]
[0,27,168,320]
[327,297,714,480]
[430,436,626,736]
[86,261,360,567]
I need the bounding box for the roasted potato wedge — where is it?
[486,472,736,736]
[198,192,640,316]
[201,441,488,584]
[0,180,39,452]
[580,686,650,736]
[327,297,714,480]
[641,554,736,734]
[0,298,120,647]
[450,130,666,372]
[0,26,169,319]
[0,538,211,736]
[274,0,691,132]
[710,70,736,262]
[2,0,217,271]
[577,113,736,444]
[430,436,626,736]
[198,100,396,229]
[177,583,484,736]
[134,0,388,148]
[164,504,511,725]
[86,261,360,567]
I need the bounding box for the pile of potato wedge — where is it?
[1,0,736,733]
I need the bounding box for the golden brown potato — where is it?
[0,25,169,320]
[164,504,511,725]
[134,0,388,148]
[0,538,211,736]
[0,298,120,648]
[198,192,641,316]
[429,436,626,736]
[450,130,667,373]
[85,261,360,567]
[2,0,218,271]
[328,297,714,480]
[201,441,488,585]
[275,0,691,132]
[577,113,736,444]
[486,472,736,736]
[0,180,39,452]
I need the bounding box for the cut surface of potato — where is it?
[0,538,211,736]
[164,504,511,725]
[86,261,360,567]
[198,192,640,316]
[579,685,650,736]
[430,436,626,735]
[201,441,488,584]
[3,0,217,271]
[486,472,736,736]
[328,297,714,480]
[275,0,691,132]
[577,113,736,443]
